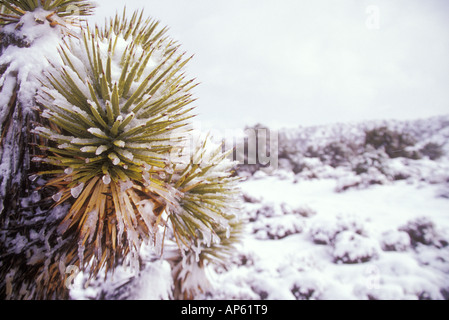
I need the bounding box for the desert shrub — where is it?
[319,142,353,168]
[420,142,444,160]
[253,215,304,240]
[291,281,323,300]
[352,146,388,175]
[399,217,448,248]
[305,145,321,158]
[364,127,419,159]
[281,203,317,218]
[309,214,366,245]
[380,230,411,252]
[332,231,379,264]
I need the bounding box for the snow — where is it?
[0,10,64,215]
[71,183,85,199]
[70,246,174,300]
[198,171,449,300]
[71,155,449,300]
[188,116,449,300]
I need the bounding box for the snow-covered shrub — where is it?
[242,192,262,204]
[332,231,380,264]
[351,146,388,175]
[246,202,311,240]
[290,277,324,300]
[319,142,354,168]
[309,214,366,245]
[246,202,279,222]
[281,203,317,218]
[399,217,448,248]
[335,167,389,192]
[295,157,322,180]
[309,221,340,245]
[277,157,295,172]
[419,142,444,160]
[253,215,304,240]
[252,170,268,180]
[230,248,258,268]
[380,230,411,252]
[364,126,419,159]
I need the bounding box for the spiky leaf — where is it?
[36,11,197,273]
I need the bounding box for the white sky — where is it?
[89,0,449,131]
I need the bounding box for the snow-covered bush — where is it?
[290,277,324,300]
[309,213,366,245]
[351,146,388,175]
[364,126,420,159]
[281,203,317,218]
[380,230,411,252]
[332,231,380,264]
[241,192,262,204]
[246,202,312,240]
[420,142,444,160]
[253,215,304,240]
[319,142,354,168]
[399,217,448,248]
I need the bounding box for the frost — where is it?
[71,183,85,199]
[78,241,85,267]
[120,180,133,192]
[71,137,103,145]
[96,145,110,155]
[117,149,134,161]
[102,174,112,185]
[58,143,71,150]
[87,127,108,139]
[380,230,411,252]
[80,146,97,153]
[52,191,63,202]
[83,210,99,243]
[153,231,163,256]
[113,140,125,148]
[108,152,120,166]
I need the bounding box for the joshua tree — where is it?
[0,1,241,300]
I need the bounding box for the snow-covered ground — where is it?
[198,116,449,300]
[200,176,449,300]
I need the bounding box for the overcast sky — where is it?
[89,0,449,131]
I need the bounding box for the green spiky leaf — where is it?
[0,0,95,25]
[35,10,198,274]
